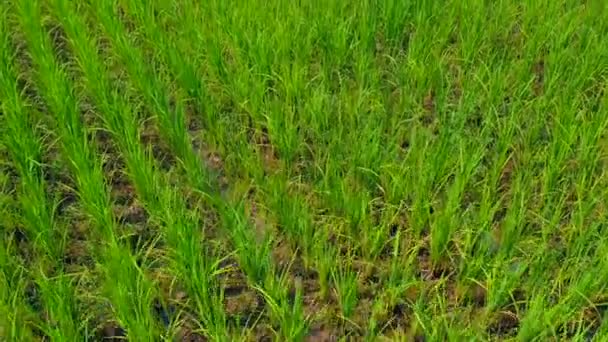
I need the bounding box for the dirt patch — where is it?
[97,322,126,341]
[416,246,453,281]
[497,149,517,198]
[465,106,484,132]
[487,310,519,337]
[465,282,488,308]
[420,89,436,126]
[177,328,208,342]
[114,3,138,34]
[225,288,264,322]
[304,326,339,342]
[532,59,545,96]
[271,240,296,273]
[245,198,274,245]
[301,283,325,316]
[349,298,374,334]
[217,261,266,328]
[251,125,281,174]
[191,134,229,192]
[140,122,175,171]
[44,18,71,66]
[63,220,94,270]
[92,117,163,257]
[247,324,274,342]
[116,203,147,225]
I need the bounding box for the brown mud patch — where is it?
[96,322,126,341]
[487,310,520,337]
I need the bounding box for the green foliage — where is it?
[1,0,607,340]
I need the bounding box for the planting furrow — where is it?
[48,0,229,339]
[91,1,310,339]
[0,10,82,339]
[12,0,159,339]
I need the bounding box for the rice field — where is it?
[1,0,608,341]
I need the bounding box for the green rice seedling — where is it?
[92,2,312,337]
[0,85,58,260]
[254,272,309,341]
[0,174,36,341]
[331,260,358,320]
[313,236,336,302]
[119,0,217,130]
[260,176,317,264]
[0,248,34,341]
[92,0,214,194]
[0,6,82,340]
[192,0,406,268]
[217,202,273,286]
[12,0,159,339]
[47,1,229,339]
[429,142,483,263]
[121,1,339,329]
